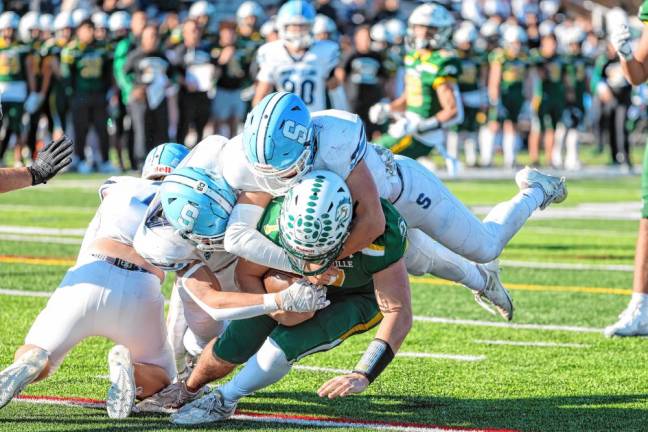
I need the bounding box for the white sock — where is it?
[479,127,494,166]
[565,129,580,169]
[553,123,566,167]
[631,293,648,306]
[464,133,477,167]
[446,131,459,159]
[502,132,517,168]
[219,338,291,404]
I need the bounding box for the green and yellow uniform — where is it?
[488,47,530,123]
[0,38,31,132]
[638,0,648,218]
[377,49,461,159]
[60,41,111,96]
[453,49,486,133]
[530,49,566,131]
[40,38,70,131]
[563,53,589,128]
[214,198,408,364]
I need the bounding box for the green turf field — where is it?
[0,172,645,432]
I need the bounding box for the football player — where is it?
[220,91,567,322]
[170,170,413,424]
[369,3,464,176]
[252,0,348,111]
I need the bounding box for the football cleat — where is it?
[474,261,514,321]
[604,302,648,337]
[515,166,567,210]
[0,347,48,409]
[136,380,207,414]
[106,345,136,419]
[171,388,237,425]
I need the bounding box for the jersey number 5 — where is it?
[416,193,431,210]
[178,203,199,231]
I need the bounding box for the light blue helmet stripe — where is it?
[256,92,289,165]
[165,173,234,214]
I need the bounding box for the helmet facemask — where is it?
[279,21,313,49]
[406,24,452,51]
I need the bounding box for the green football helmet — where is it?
[279,170,352,276]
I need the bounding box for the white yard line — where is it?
[523,226,636,238]
[473,339,590,348]
[473,202,641,221]
[0,226,85,236]
[500,260,633,272]
[0,234,83,245]
[413,316,602,333]
[0,288,52,297]
[0,204,95,213]
[397,352,485,362]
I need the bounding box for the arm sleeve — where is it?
[224,204,296,274]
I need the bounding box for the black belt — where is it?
[91,253,151,274]
[391,164,405,204]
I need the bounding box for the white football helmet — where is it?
[39,14,54,33]
[502,25,527,46]
[385,18,406,44]
[109,11,131,33]
[453,21,478,47]
[72,9,91,27]
[312,14,336,39]
[189,1,213,19]
[406,3,454,50]
[0,11,20,30]
[277,0,316,49]
[92,11,109,29]
[370,22,389,46]
[53,11,74,32]
[260,16,278,39]
[19,11,39,42]
[278,170,352,275]
[539,20,556,38]
[540,0,560,20]
[237,1,265,24]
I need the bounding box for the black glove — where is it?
[28,135,74,185]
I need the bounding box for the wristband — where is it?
[352,338,395,383]
[263,293,279,312]
[415,117,440,134]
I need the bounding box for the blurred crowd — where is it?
[0,0,645,174]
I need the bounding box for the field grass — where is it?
[0,171,645,431]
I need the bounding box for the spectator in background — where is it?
[341,25,386,138]
[61,19,113,173]
[113,10,146,170]
[371,0,402,24]
[124,24,172,163]
[173,18,216,145]
[314,0,339,25]
[211,21,248,137]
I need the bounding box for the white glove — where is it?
[368,102,391,124]
[279,279,330,312]
[24,92,44,114]
[610,24,634,60]
[387,116,419,139]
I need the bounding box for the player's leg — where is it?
[393,155,565,263]
[0,260,113,409]
[502,120,518,168]
[605,144,648,336]
[405,229,513,319]
[172,294,381,425]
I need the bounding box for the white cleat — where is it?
[171,389,236,425]
[474,261,514,321]
[136,380,206,414]
[0,347,48,409]
[515,166,567,210]
[604,302,648,337]
[106,345,136,419]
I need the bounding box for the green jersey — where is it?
[0,38,30,82]
[404,49,461,118]
[489,48,529,94]
[258,198,407,294]
[563,54,588,109]
[530,50,565,99]
[60,41,111,95]
[640,0,648,22]
[455,49,484,94]
[113,36,134,104]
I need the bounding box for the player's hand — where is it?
[317,373,369,399]
[387,117,418,138]
[28,135,74,185]
[304,263,339,286]
[276,279,329,312]
[610,24,634,60]
[368,102,391,124]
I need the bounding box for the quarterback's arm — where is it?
[0,168,32,193]
[318,259,412,399]
[224,191,295,274]
[621,23,648,85]
[337,160,385,259]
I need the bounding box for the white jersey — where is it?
[78,177,160,259]
[256,39,340,112]
[222,110,399,199]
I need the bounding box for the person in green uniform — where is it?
[486,25,532,168]
[0,12,37,167]
[552,26,588,170]
[40,11,74,142]
[604,4,648,336]
[448,21,487,168]
[369,3,463,176]
[235,1,265,116]
[61,19,113,173]
[528,25,567,167]
[168,171,413,426]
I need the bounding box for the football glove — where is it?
[387,116,420,139]
[610,24,634,60]
[28,135,74,185]
[368,102,391,125]
[279,279,330,312]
